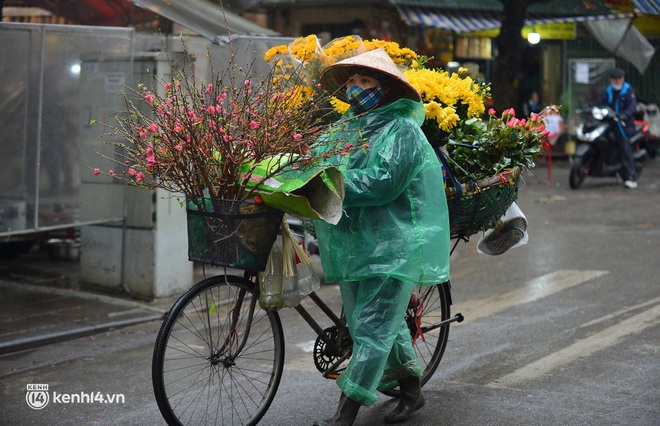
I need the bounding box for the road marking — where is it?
[487,301,660,389]
[455,270,609,323]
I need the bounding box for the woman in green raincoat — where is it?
[313,49,451,425]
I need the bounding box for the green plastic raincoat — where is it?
[314,98,451,407]
[314,98,451,285]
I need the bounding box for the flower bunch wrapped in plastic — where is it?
[94,41,346,201]
[403,67,489,148]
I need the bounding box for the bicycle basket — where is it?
[445,166,522,239]
[186,197,284,271]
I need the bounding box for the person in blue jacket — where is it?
[312,49,451,425]
[596,67,638,188]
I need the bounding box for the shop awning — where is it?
[396,7,502,32]
[396,5,636,33]
[132,0,279,41]
[632,0,660,15]
[525,12,636,26]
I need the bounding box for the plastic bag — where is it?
[477,202,529,256]
[258,236,284,310]
[280,221,302,307]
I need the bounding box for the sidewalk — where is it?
[0,250,172,356]
[0,244,325,357]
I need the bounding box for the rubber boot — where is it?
[313,392,361,426]
[383,376,425,424]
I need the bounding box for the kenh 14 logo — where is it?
[26,384,50,410]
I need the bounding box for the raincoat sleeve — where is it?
[341,121,424,208]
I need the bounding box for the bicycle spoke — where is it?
[153,275,284,426]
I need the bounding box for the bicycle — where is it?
[151,144,524,425]
[151,243,465,426]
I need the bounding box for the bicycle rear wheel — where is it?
[152,274,285,426]
[382,281,452,397]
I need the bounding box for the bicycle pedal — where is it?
[323,372,340,380]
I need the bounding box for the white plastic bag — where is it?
[258,235,284,310]
[280,220,302,307]
[477,202,529,256]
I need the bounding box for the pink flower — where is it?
[293,133,303,141]
[176,81,182,88]
[164,82,172,92]
[502,108,516,117]
[506,118,518,127]
[145,93,155,105]
[174,144,183,151]
[531,112,539,122]
[147,123,159,133]
[488,108,496,116]
[223,135,233,142]
[244,79,251,85]
[93,168,101,176]
[207,105,216,114]
[108,169,116,177]
[249,120,260,129]
[206,83,213,94]
[173,124,185,132]
[136,172,144,183]
[128,168,137,176]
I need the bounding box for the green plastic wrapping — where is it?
[239,157,345,224]
[314,98,451,286]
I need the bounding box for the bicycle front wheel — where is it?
[152,274,285,426]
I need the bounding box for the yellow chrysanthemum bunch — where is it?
[323,35,364,61]
[263,35,489,145]
[404,67,486,133]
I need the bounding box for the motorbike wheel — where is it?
[569,159,587,189]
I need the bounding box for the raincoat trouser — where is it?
[315,99,451,407]
[338,277,420,406]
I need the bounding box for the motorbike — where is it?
[569,106,649,189]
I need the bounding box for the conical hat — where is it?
[320,48,421,103]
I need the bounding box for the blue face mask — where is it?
[346,85,385,113]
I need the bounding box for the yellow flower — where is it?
[330,97,350,115]
[264,45,289,62]
[323,36,363,57]
[364,39,418,67]
[289,35,321,62]
[424,101,460,132]
[404,68,485,132]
